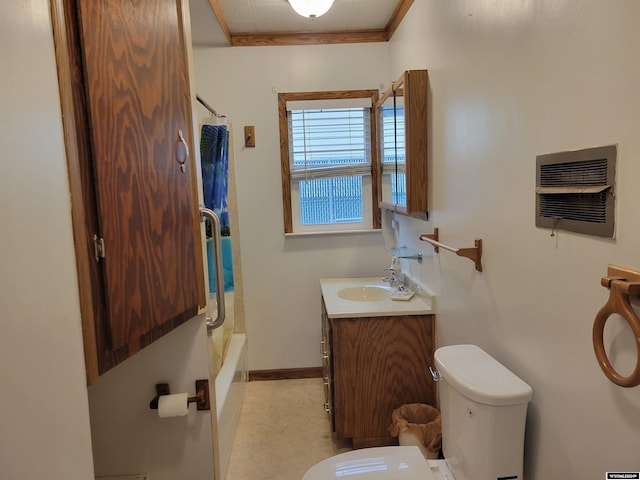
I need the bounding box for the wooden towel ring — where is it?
[593,278,640,388]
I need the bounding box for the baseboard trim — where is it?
[249,367,323,381]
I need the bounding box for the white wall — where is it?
[88,317,215,480]
[193,43,393,371]
[387,0,640,478]
[0,1,95,479]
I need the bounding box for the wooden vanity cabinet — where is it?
[52,0,206,384]
[322,298,436,448]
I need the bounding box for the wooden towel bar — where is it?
[419,228,483,272]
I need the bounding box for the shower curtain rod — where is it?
[196,94,224,118]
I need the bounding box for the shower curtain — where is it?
[200,123,234,293]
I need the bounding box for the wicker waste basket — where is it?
[388,403,442,459]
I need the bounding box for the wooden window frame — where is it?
[278,89,381,234]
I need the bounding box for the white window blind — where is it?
[286,104,373,230]
[288,107,371,180]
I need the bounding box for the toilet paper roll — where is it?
[158,393,189,418]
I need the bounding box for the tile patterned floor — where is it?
[225,378,351,480]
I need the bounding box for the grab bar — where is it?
[200,207,226,336]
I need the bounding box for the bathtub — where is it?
[214,333,247,480]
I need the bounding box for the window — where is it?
[278,90,380,234]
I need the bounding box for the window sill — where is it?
[285,228,381,238]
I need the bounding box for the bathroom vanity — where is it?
[320,278,436,448]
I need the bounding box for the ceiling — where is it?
[189,0,413,47]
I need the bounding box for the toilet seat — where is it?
[302,446,448,480]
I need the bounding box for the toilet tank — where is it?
[434,345,533,480]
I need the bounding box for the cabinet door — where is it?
[403,70,429,215]
[332,315,435,444]
[77,1,205,354]
[376,70,428,217]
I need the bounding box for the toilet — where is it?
[303,344,533,480]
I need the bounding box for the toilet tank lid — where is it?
[435,345,533,406]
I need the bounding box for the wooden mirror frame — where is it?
[375,70,429,218]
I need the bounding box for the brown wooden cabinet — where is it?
[376,70,429,218]
[322,298,436,448]
[52,0,206,384]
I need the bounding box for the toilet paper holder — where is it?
[149,379,210,411]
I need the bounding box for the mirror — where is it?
[376,70,428,217]
[379,83,406,207]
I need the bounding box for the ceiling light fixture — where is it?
[288,0,335,19]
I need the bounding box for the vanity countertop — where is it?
[320,277,435,319]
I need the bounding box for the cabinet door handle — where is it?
[176,129,189,172]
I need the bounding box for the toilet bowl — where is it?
[303,344,533,480]
[303,445,451,480]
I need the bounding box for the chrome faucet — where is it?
[382,268,405,289]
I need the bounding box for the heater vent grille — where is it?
[535,145,616,238]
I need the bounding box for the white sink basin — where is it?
[337,285,393,302]
[321,277,435,318]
